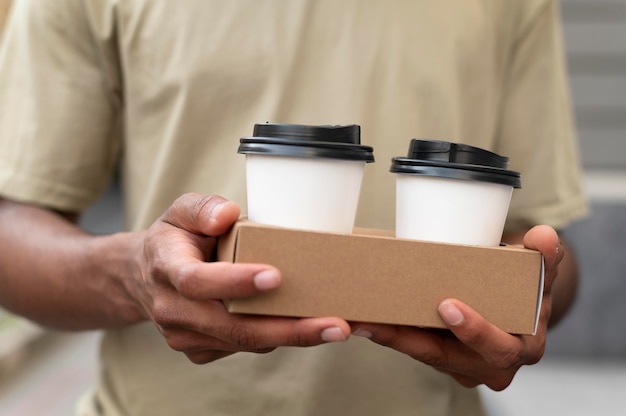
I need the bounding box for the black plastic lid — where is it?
[390,139,521,188]
[238,123,375,162]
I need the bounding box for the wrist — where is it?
[86,230,149,327]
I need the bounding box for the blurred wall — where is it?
[563,0,626,169]
[546,0,626,358]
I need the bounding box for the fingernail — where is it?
[439,301,464,326]
[321,326,347,342]
[352,329,373,338]
[253,270,281,291]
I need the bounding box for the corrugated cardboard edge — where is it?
[533,258,546,335]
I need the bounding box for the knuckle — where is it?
[185,352,212,365]
[229,323,260,349]
[148,257,168,282]
[165,336,189,353]
[151,298,177,328]
[162,193,222,230]
[164,193,200,219]
[491,348,522,369]
[366,327,398,349]
[418,350,448,369]
[195,194,224,217]
[157,326,190,353]
[487,375,516,392]
[526,343,545,366]
[490,337,545,369]
[172,264,200,298]
[176,192,203,208]
[142,242,170,283]
[461,328,489,349]
[289,331,316,348]
[414,336,447,368]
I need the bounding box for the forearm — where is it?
[503,230,578,328]
[0,199,145,330]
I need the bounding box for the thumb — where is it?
[161,193,241,237]
[522,225,563,276]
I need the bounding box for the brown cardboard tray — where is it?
[218,220,544,335]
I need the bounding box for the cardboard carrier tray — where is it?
[218,220,544,335]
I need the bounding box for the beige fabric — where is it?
[0,0,10,34]
[0,1,588,415]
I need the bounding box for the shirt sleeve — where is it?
[495,0,589,232]
[0,0,121,213]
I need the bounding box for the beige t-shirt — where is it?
[0,0,11,34]
[0,1,588,415]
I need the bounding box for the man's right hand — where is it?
[126,193,351,364]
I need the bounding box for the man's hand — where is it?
[350,225,564,390]
[126,193,350,364]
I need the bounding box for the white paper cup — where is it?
[245,155,366,233]
[396,175,513,246]
[391,139,521,246]
[238,123,375,233]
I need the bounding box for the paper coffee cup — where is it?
[390,139,521,246]
[238,123,375,233]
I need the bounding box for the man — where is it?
[0,1,587,415]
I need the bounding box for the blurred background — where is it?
[1,0,625,415]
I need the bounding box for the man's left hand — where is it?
[351,225,564,391]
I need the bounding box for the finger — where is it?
[185,350,237,365]
[159,326,240,354]
[153,296,351,350]
[154,326,240,365]
[351,323,451,367]
[152,298,259,353]
[351,322,520,391]
[211,314,352,349]
[522,225,563,274]
[437,299,531,369]
[169,261,283,300]
[161,193,241,237]
[444,367,515,391]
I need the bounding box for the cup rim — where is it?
[239,136,375,162]
[390,158,521,188]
